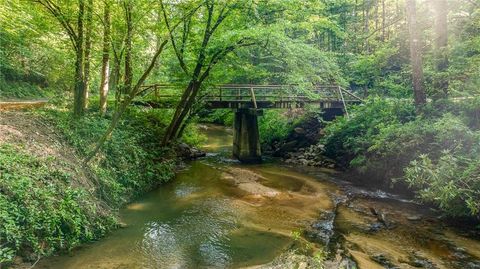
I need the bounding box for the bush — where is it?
[0,144,115,263]
[259,110,303,145]
[199,109,234,126]
[38,105,176,207]
[322,97,416,167]
[321,97,480,218]
[405,154,480,218]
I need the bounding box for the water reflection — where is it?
[35,124,480,269]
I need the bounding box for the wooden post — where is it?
[250,86,258,109]
[338,86,349,118]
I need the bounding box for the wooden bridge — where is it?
[139,84,362,162]
[140,84,361,111]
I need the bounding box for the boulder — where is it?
[176,143,206,160]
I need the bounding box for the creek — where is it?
[37,124,480,269]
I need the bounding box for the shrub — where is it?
[38,105,176,207]
[259,110,304,145]
[0,144,115,262]
[405,154,480,218]
[199,109,234,126]
[321,97,480,218]
[322,97,416,166]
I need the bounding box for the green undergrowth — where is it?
[0,65,48,100]
[199,109,234,126]
[322,97,480,218]
[0,102,187,265]
[37,103,177,207]
[259,110,305,145]
[0,144,115,264]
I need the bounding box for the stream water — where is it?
[37,125,480,269]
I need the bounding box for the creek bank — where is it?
[264,116,323,157]
[0,109,181,268]
[259,115,339,169]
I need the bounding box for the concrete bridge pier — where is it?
[233,108,263,163]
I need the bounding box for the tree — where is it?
[83,0,93,109]
[123,0,133,95]
[99,0,110,116]
[160,0,255,145]
[406,0,426,110]
[86,1,199,161]
[433,0,449,98]
[34,0,88,116]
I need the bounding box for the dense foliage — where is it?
[0,144,114,263]
[40,104,177,206]
[0,103,182,264]
[322,98,480,217]
[1,0,480,264]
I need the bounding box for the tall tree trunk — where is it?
[83,0,93,109]
[375,0,379,33]
[100,0,111,116]
[124,1,133,95]
[364,0,370,53]
[382,0,386,41]
[74,0,86,116]
[433,0,449,98]
[111,50,122,110]
[406,0,427,110]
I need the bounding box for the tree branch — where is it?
[199,38,255,82]
[34,0,79,51]
[160,0,189,75]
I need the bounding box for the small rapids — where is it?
[37,124,480,269]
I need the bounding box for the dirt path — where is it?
[0,99,49,111]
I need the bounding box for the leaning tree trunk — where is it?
[161,81,196,145]
[83,0,93,109]
[99,0,111,116]
[124,1,133,95]
[433,0,449,98]
[406,0,426,111]
[73,0,86,116]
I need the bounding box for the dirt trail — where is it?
[0,99,48,111]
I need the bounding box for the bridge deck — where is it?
[205,99,352,109]
[138,84,362,111]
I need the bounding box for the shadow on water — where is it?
[37,124,480,269]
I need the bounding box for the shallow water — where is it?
[37,124,480,269]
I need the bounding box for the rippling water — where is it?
[36,124,480,269]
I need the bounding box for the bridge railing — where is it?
[139,84,363,104]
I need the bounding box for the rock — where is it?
[294,127,306,134]
[254,251,323,269]
[297,262,307,269]
[273,140,298,157]
[305,211,336,246]
[369,207,395,229]
[370,254,398,269]
[175,143,206,160]
[406,253,436,269]
[467,262,480,269]
[407,215,422,221]
[298,158,309,166]
[368,222,384,232]
[190,147,206,158]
